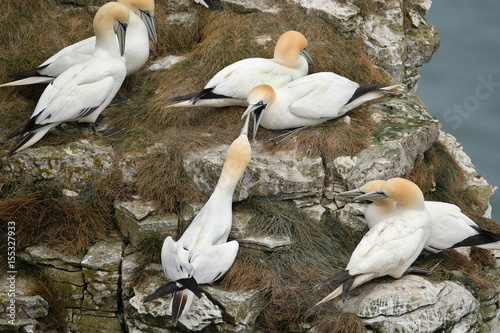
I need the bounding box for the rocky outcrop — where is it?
[1,0,498,332]
[287,0,439,91]
[14,241,124,332]
[335,275,479,332]
[0,274,49,332]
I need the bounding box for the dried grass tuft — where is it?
[220,198,361,332]
[313,312,367,333]
[470,247,497,268]
[31,279,67,331]
[0,173,122,256]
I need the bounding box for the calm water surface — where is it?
[416,0,500,221]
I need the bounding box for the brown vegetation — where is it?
[0,172,123,256]
[0,0,496,332]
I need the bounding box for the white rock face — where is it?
[114,200,179,247]
[183,142,325,201]
[291,0,439,90]
[326,93,440,193]
[3,140,114,183]
[292,0,361,31]
[337,275,479,333]
[438,130,497,214]
[223,0,279,13]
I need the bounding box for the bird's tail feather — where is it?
[453,227,500,249]
[197,0,222,10]
[314,273,376,306]
[166,92,199,106]
[0,76,55,87]
[170,289,195,326]
[314,270,352,291]
[7,126,52,157]
[5,64,50,80]
[143,282,179,303]
[343,83,404,113]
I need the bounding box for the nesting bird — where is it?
[167,30,312,108]
[315,178,432,305]
[242,72,401,140]
[1,0,156,87]
[4,2,130,156]
[339,180,500,253]
[143,116,252,326]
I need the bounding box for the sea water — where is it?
[417,0,500,221]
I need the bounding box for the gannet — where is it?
[342,180,500,253]
[4,2,129,156]
[337,180,395,229]
[167,30,312,108]
[315,178,431,305]
[1,0,156,88]
[195,0,222,10]
[143,115,252,326]
[242,72,402,139]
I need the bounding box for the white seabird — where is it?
[315,178,432,305]
[167,30,312,108]
[143,115,252,326]
[1,0,156,88]
[4,2,129,156]
[242,72,402,140]
[340,180,500,253]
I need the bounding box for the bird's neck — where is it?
[94,25,121,58]
[213,172,241,198]
[396,200,426,212]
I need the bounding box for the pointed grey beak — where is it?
[354,190,389,202]
[117,22,128,56]
[140,9,157,43]
[241,101,267,140]
[240,112,250,137]
[336,188,364,200]
[300,48,313,65]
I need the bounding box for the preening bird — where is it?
[1,0,156,88]
[242,72,402,140]
[4,2,129,156]
[195,0,222,11]
[143,115,252,326]
[340,180,500,253]
[167,30,312,108]
[315,178,432,305]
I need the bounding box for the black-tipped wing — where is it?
[202,0,222,11]
[346,83,386,105]
[142,277,202,304]
[177,277,202,298]
[6,64,51,80]
[143,282,180,303]
[171,291,189,326]
[451,226,500,248]
[314,270,353,291]
[168,88,230,105]
[342,276,356,301]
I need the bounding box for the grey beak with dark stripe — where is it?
[139,9,157,43]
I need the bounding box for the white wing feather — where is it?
[288,72,359,119]
[190,241,239,284]
[208,58,299,99]
[424,201,479,252]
